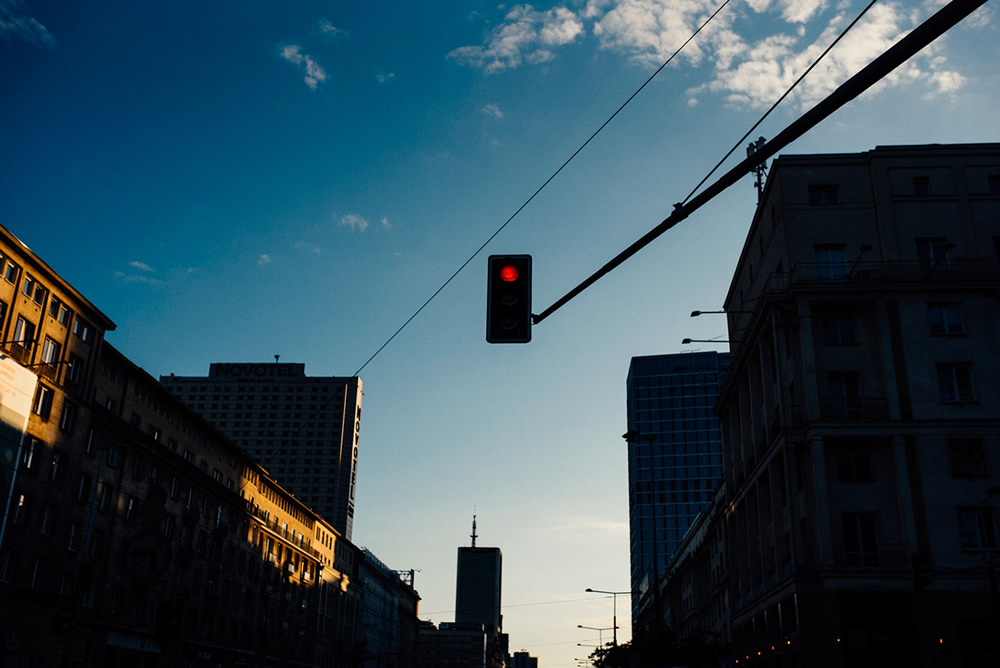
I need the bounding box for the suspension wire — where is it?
[681,0,879,205]
[351,0,734,379]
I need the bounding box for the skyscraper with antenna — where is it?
[455,515,503,643]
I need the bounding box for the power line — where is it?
[532,0,986,325]
[351,0,734,378]
[681,0,879,205]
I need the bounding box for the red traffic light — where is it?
[487,255,531,343]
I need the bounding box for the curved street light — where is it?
[585,588,631,646]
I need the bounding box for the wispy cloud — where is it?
[448,4,584,73]
[377,72,396,84]
[129,260,154,272]
[338,213,370,233]
[451,1,972,106]
[0,0,56,48]
[481,103,505,120]
[279,44,327,90]
[113,263,163,285]
[316,18,349,40]
[258,254,272,265]
[380,216,392,230]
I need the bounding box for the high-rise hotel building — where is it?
[625,351,729,621]
[162,363,362,540]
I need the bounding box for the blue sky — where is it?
[2,0,998,664]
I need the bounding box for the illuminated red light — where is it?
[500,265,519,282]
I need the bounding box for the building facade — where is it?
[625,352,729,622]
[161,363,362,540]
[359,549,421,668]
[0,222,419,667]
[714,143,1000,667]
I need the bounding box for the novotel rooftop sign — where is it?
[209,363,306,378]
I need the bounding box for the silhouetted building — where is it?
[510,650,538,668]
[161,362,362,540]
[713,143,1000,667]
[359,549,421,668]
[625,351,728,622]
[454,518,502,643]
[415,621,487,668]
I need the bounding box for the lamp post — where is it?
[585,589,630,647]
[578,625,617,647]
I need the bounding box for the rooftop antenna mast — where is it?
[471,513,478,548]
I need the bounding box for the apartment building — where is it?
[0,222,419,667]
[715,143,1000,667]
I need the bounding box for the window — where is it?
[912,175,932,196]
[815,244,847,280]
[50,452,62,481]
[827,373,861,419]
[73,317,93,343]
[77,473,92,503]
[989,174,1000,195]
[938,363,976,403]
[959,507,998,550]
[0,550,16,583]
[41,337,61,366]
[0,300,6,331]
[22,274,47,305]
[66,355,84,386]
[49,299,70,325]
[948,439,989,478]
[13,494,28,525]
[808,184,839,205]
[59,402,77,434]
[67,522,79,552]
[13,316,36,348]
[822,313,856,344]
[40,504,55,535]
[21,438,37,471]
[3,261,17,284]
[916,237,951,270]
[183,449,194,463]
[29,557,44,589]
[928,304,964,335]
[843,512,879,566]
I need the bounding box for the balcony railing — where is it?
[834,543,907,569]
[818,397,889,422]
[765,258,1000,294]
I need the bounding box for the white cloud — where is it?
[377,72,396,84]
[0,1,56,48]
[258,254,272,265]
[280,44,327,90]
[481,103,505,119]
[381,216,392,230]
[316,18,349,39]
[448,4,584,73]
[129,260,154,272]
[686,2,966,109]
[338,213,370,233]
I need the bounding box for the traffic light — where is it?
[486,254,531,343]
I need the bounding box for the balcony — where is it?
[818,397,889,422]
[834,543,907,569]
[765,258,1000,294]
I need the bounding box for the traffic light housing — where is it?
[486,255,531,343]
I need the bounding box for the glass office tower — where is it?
[625,351,729,622]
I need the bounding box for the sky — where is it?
[2,0,999,664]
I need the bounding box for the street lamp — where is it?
[578,624,617,647]
[585,588,631,646]
[681,338,729,345]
